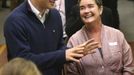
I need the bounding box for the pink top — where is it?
[66,25,134,75]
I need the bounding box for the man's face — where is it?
[39,0,56,9]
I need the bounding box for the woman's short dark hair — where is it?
[79,0,103,8]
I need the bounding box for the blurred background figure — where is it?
[65,0,78,21]
[55,0,67,39]
[1,0,9,8]
[0,58,42,75]
[0,44,7,68]
[10,0,24,10]
[102,0,120,29]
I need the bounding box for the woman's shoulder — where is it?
[103,25,124,38]
[104,25,123,34]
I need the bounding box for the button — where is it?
[102,66,104,69]
[53,30,55,32]
[99,66,104,73]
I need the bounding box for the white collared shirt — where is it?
[28,0,49,24]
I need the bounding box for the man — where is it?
[4,0,99,75]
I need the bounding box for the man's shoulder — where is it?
[7,7,30,23]
[7,1,29,21]
[48,8,62,21]
[6,11,26,24]
[49,8,61,16]
[50,8,59,13]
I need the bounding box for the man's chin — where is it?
[47,6,54,9]
[47,3,54,8]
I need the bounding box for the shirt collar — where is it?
[28,0,49,23]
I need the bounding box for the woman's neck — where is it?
[84,21,102,47]
[85,21,102,34]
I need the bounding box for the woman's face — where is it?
[79,0,102,24]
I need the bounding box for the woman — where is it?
[66,0,134,75]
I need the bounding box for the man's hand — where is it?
[66,39,99,62]
[82,39,99,55]
[66,46,84,62]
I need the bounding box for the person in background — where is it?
[4,0,99,75]
[55,0,67,39]
[66,0,134,75]
[65,0,78,21]
[0,58,42,75]
[10,0,24,10]
[1,0,9,8]
[102,0,120,29]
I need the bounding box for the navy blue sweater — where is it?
[4,1,66,75]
